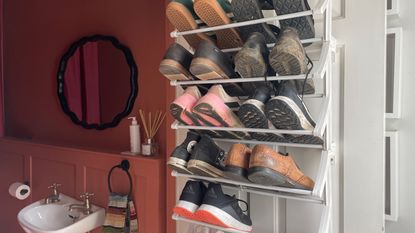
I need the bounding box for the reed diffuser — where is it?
[139,109,166,156]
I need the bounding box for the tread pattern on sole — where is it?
[272,0,315,39]
[232,0,277,43]
[234,49,267,79]
[265,99,303,130]
[166,2,213,49]
[194,0,243,49]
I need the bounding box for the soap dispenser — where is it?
[128,117,141,154]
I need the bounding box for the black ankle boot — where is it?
[167,130,201,174]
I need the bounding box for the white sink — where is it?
[18,194,105,233]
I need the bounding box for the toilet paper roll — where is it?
[9,182,31,200]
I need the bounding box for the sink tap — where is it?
[69,192,94,215]
[45,183,61,204]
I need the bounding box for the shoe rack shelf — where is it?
[173,150,331,204]
[173,205,331,233]
[170,41,330,86]
[169,0,335,231]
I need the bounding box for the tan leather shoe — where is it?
[248,144,315,190]
[224,144,251,182]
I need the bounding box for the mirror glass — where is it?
[57,35,138,130]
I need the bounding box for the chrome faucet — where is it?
[45,183,61,204]
[69,192,94,215]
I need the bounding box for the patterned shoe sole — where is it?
[194,0,243,49]
[285,134,324,145]
[269,51,304,76]
[159,59,192,81]
[238,100,288,142]
[232,0,277,43]
[238,100,268,128]
[166,2,214,49]
[190,57,230,80]
[248,166,311,190]
[272,0,315,40]
[193,103,250,140]
[170,103,194,125]
[235,48,267,79]
[265,96,314,130]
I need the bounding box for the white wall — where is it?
[386,0,415,232]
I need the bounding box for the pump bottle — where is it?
[128,117,141,154]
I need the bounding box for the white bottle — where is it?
[128,117,141,154]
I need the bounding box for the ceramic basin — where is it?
[18,194,105,233]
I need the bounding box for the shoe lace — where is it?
[301,53,314,100]
[226,195,249,214]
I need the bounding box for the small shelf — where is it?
[172,214,247,233]
[173,151,330,203]
[170,41,330,87]
[173,206,331,233]
[171,95,330,142]
[213,138,324,149]
[170,0,328,38]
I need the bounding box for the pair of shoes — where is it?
[166,0,243,49]
[239,80,324,144]
[225,144,315,190]
[170,85,250,139]
[232,0,315,41]
[167,132,227,177]
[235,29,315,95]
[174,181,253,232]
[159,42,245,96]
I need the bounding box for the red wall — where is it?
[0,0,177,232]
[3,0,169,152]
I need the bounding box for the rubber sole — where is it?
[265,96,314,130]
[194,0,243,49]
[190,57,230,80]
[166,2,214,49]
[159,59,192,81]
[193,102,250,140]
[238,100,288,142]
[231,0,277,43]
[248,166,310,189]
[170,103,194,125]
[272,0,315,40]
[173,200,199,220]
[285,134,324,145]
[235,48,267,79]
[224,165,250,182]
[269,51,305,76]
[167,157,193,174]
[195,205,253,232]
[187,159,224,177]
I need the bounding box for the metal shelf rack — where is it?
[168,0,335,231]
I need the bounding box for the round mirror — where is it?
[57,35,138,130]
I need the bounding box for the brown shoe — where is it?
[248,144,314,190]
[224,144,251,182]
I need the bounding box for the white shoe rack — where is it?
[168,0,335,232]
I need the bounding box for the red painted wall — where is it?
[3,0,169,153]
[0,0,177,232]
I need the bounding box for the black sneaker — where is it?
[189,41,245,96]
[195,183,252,232]
[271,0,315,40]
[187,135,226,177]
[232,0,278,43]
[167,131,201,174]
[238,84,288,142]
[265,81,323,144]
[173,180,207,220]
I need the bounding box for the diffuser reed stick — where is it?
[139,109,166,139]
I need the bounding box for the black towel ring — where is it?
[107,160,133,197]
